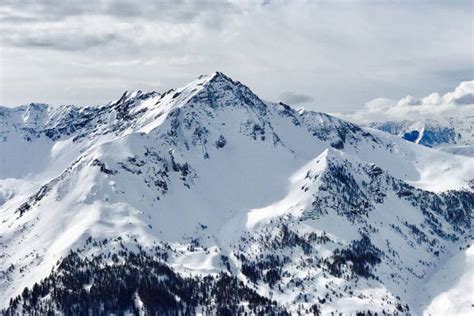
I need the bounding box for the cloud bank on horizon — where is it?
[0,0,472,113]
[336,80,474,123]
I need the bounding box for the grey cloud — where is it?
[0,0,239,54]
[0,0,239,23]
[0,0,104,20]
[2,30,119,51]
[279,91,314,105]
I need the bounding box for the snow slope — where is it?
[0,72,472,314]
[423,244,473,316]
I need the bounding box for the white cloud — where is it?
[364,98,396,112]
[444,81,474,105]
[336,80,474,123]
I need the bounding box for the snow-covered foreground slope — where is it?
[423,245,473,316]
[0,72,472,315]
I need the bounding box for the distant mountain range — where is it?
[368,117,474,157]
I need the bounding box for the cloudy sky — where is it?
[0,0,472,113]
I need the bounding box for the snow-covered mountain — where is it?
[0,72,472,315]
[368,117,474,157]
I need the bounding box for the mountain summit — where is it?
[0,73,472,315]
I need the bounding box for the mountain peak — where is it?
[163,71,268,115]
[196,71,237,90]
[209,71,233,81]
[107,72,244,116]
